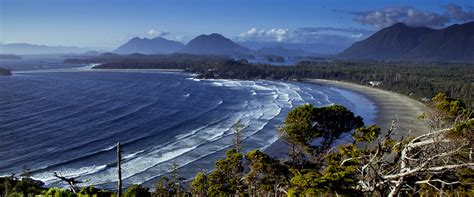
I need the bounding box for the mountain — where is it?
[179,33,251,56]
[0,54,22,59]
[338,22,474,61]
[238,41,348,55]
[0,43,91,55]
[113,37,184,54]
[256,46,313,57]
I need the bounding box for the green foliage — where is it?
[8,192,24,197]
[281,104,317,145]
[190,172,208,196]
[288,170,323,195]
[353,125,381,143]
[431,92,473,139]
[432,92,467,116]
[124,184,150,197]
[154,176,169,196]
[245,150,289,195]
[206,149,244,195]
[458,168,474,193]
[153,162,186,196]
[279,105,367,195]
[45,187,77,197]
[0,175,46,196]
[282,104,364,145]
[78,185,115,196]
[280,104,364,165]
[78,186,97,195]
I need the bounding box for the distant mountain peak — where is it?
[179,33,250,56]
[113,36,184,54]
[0,43,91,55]
[338,21,474,61]
[151,37,170,41]
[209,33,225,37]
[392,22,407,27]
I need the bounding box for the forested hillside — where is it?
[338,22,474,61]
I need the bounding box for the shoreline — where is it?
[12,64,185,74]
[91,68,185,72]
[306,79,430,138]
[264,78,430,158]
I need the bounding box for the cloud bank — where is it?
[237,27,372,45]
[347,4,474,28]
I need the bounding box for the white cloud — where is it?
[237,27,372,44]
[446,4,474,22]
[350,6,450,28]
[238,27,290,42]
[147,29,170,37]
[351,33,364,39]
[347,4,474,29]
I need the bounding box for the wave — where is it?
[60,88,281,186]
[1,81,139,136]
[123,149,146,160]
[27,95,231,181]
[128,95,284,184]
[1,70,378,189]
[32,164,108,184]
[128,104,282,185]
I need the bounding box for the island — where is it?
[0,54,22,59]
[0,67,12,76]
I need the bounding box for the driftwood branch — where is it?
[53,172,82,193]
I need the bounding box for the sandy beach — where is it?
[307,79,430,138]
[264,79,430,157]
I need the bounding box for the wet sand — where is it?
[306,79,430,138]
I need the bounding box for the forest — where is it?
[1,92,473,196]
[65,54,473,108]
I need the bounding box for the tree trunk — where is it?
[4,178,8,197]
[117,142,122,197]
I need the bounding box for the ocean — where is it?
[0,57,376,189]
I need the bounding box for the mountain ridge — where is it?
[0,43,92,55]
[113,37,184,54]
[338,22,474,61]
[179,33,251,56]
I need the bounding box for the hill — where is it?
[113,37,184,54]
[0,43,90,55]
[0,54,22,59]
[338,22,474,61]
[179,33,251,56]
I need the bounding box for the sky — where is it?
[1,0,473,50]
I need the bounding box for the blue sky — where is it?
[1,0,473,50]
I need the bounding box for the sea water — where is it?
[0,58,376,189]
